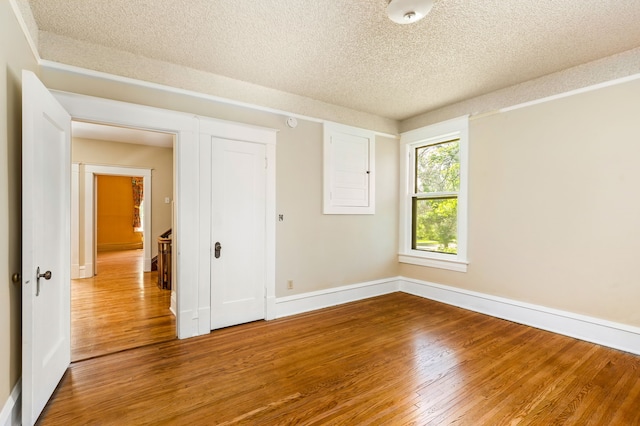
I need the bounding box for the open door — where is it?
[21,70,71,425]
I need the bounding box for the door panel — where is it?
[211,137,266,329]
[330,132,370,206]
[21,70,71,425]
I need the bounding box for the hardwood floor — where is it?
[41,292,639,425]
[71,249,176,361]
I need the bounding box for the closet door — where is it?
[210,137,267,329]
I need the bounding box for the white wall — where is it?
[40,70,401,299]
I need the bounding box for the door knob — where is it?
[214,242,222,258]
[35,266,51,296]
[37,266,52,280]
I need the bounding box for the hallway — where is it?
[71,249,176,361]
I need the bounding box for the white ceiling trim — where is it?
[497,72,640,115]
[72,121,174,148]
[41,59,400,139]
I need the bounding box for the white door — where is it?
[21,70,71,425]
[211,137,266,329]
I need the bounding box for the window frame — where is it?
[399,116,469,272]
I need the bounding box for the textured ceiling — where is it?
[25,0,640,121]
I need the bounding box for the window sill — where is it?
[398,253,468,272]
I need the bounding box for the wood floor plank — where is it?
[39,292,640,425]
[71,249,176,361]
[524,347,620,425]
[476,341,599,425]
[608,357,640,425]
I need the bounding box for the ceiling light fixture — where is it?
[386,0,434,25]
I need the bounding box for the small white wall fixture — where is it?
[323,122,375,214]
[71,164,152,277]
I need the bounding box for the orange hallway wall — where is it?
[97,175,143,251]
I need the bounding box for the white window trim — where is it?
[399,115,469,272]
[323,122,375,214]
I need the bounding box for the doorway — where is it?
[70,122,176,361]
[70,250,175,361]
[53,87,278,339]
[23,79,278,423]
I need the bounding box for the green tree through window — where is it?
[412,140,460,254]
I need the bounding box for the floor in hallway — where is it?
[71,249,175,361]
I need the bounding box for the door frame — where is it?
[199,117,277,325]
[52,90,278,338]
[209,137,267,329]
[53,90,200,338]
[72,165,153,278]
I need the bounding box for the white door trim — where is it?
[53,91,277,338]
[198,117,277,324]
[53,90,198,339]
[71,164,152,277]
[209,137,267,329]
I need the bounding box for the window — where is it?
[413,140,459,254]
[399,116,469,272]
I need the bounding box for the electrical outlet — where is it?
[287,280,293,290]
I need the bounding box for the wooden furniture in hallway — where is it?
[157,229,172,290]
[42,292,639,424]
[71,249,176,362]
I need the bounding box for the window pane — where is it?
[412,197,457,254]
[415,140,460,193]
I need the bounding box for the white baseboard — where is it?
[273,276,640,355]
[198,307,211,336]
[83,264,93,278]
[71,264,93,279]
[399,277,640,355]
[266,296,276,321]
[71,263,80,279]
[274,277,400,318]
[0,379,21,426]
[170,291,177,317]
